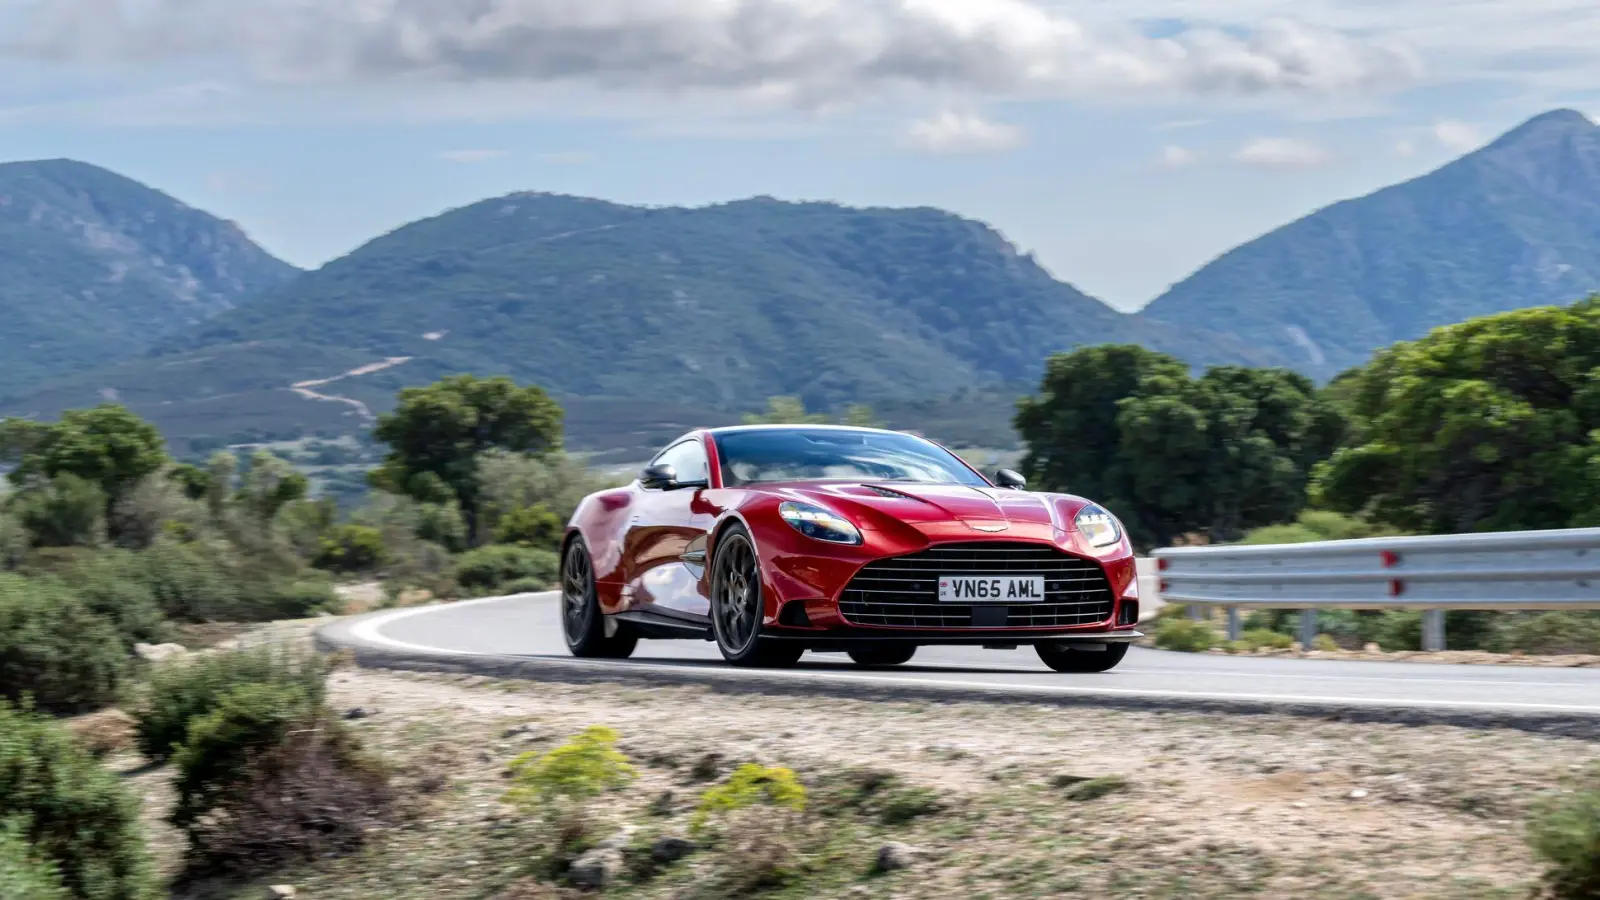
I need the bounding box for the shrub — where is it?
[1312,634,1341,652]
[456,545,560,595]
[0,702,156,900]
[1488,612,1600,656]
[1528,783,1600,899]
[0,576,128,715]
[505,726,636,815]
[179,720,393,877]
[0,822,69,900]
[170,682,319,828]
[53,551,172,649]
[313,525,387,573]
[12,474,105,548]
[1153,617,1216,653]
[494,505,564,551]
[1239,628,1294,652]
[691,764,807,836]
[251,577,338,621]
[0,510,26,571]
[131,646,328,762]
[138,540,238,622]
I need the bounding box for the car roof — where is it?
[705,424,911,437]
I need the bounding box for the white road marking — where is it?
[337,593,1600,716]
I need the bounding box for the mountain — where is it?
[0,159,300,395]
[1140,109,1600,379]
[5,193,1266,453]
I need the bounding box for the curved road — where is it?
[318,592,1600,736]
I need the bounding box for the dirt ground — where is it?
[116,652,1599,900]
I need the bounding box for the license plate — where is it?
[938,575,1046,603]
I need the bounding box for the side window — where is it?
[651,439,709,487]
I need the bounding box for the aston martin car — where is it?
[559,425,1142,672]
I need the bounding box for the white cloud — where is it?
[904,111,1025,154]
[538,152,593,165]
[1233,137,1337,169]
[1433,119,1484,152]
[4,1,1420,109]
[1395,138,1417,157]
[439,149,508,163]
[1159,145,1200,168]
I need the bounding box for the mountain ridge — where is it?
[0,158,301,394]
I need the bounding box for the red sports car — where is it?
[560,425,1142,672]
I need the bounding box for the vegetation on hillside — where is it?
[0,159,298,396]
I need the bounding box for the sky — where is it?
[2,1,1599,312]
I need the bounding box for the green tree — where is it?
[5,406,168,535]
[1314,297,1600,534]
[743,395,881,427]
[1016,346,1342,548]
[372,376,564,543]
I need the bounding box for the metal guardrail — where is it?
[1151,527,1600,651]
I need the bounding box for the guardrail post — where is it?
[1421,610,1446,652]
[1226,607,1241,642]
[1186,604,1204,622]
[1298,610,1317,648]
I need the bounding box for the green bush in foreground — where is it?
[456,545,560,595]
[1528,783,1600,899]
[53,551,172,649]
[1239,628,1294,652]
[0,823,68,900]
[313,524,387,573]
[505,726,636,815]
[692,764,807,836]
[170,682,319,829]
[131,646,329,762]
[0,703,156,900]
[0,575,128,715]
[1153,617,1216,653]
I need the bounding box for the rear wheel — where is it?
[847,645,917,667]
[710,526,803,668]
[561,538,637,659]
[1036,642,1128,673]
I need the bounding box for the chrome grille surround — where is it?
[837,541,1117,629]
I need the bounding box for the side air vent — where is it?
[863,485,915,500]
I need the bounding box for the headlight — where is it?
[1075,504,1123,548]
[779,501,862,545]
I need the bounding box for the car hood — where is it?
[778,481,1087,532]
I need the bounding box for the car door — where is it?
[622,437,718,620]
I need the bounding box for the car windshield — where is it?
[712,428,989,487]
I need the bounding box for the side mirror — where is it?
[640,463,710,491]
[994,469,1028,490]
[640,463,678,490]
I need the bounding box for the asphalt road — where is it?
[317,592,1600,733]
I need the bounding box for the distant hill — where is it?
[0,159,300,395]
[5,192,1265,453]
[1140,109,1600,379]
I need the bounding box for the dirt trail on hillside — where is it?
[289,357,412,423]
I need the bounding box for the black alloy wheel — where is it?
[710,525,803,668]
[561,537,637,659]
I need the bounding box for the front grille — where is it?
[838,542,1116,629]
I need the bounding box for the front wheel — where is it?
[1036,642,1129,673]
[848,645,917,667]
[561,538,637,659]
[710,526,803,668]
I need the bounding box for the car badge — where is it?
[970,522,1008,532]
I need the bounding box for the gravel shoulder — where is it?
[114,622,1600,900]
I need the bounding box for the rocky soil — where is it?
[111,640,1598,900]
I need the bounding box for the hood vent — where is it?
[863,485,917,500]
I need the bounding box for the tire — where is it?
[561,538,637,659]
[1036,641,1129,673]
[847,645,917,667]
[709,525,804,668]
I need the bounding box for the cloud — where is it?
[439,149,508,163]
[1159,145,1200,168]
[538,152,593,165]
[5,1,1421,109]
[904,111,1025,154]
[1432,119,1484,152]
[1233,137,1337,169]
[1395,138,1417,157]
